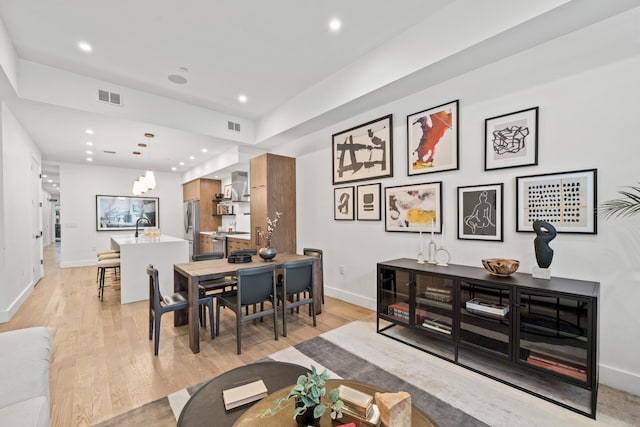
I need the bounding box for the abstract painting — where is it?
[407,100,459,176]
[96,195,159,231]
[357,183,381,221]
[384,182,442,232]
[457,183,503,241]
[332,114,393,184]
[485,107,538,170]
[516,169,597,233]
[334,186,354,220]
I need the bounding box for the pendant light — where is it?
[143,133,156,190]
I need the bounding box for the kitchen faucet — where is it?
[135,217,151,237]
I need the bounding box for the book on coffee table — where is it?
[222,377,268,411]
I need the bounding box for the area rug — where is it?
[95,318,635,427]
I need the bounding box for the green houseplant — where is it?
[599,184,640,219]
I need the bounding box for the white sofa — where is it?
[0,327,52,427]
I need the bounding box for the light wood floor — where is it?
[0,244,373,426]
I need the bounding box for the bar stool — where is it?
[96,251,120,283]
[98,258,121,301]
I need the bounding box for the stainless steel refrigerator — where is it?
[183,200,200,258]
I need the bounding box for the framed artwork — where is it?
[384,182,442,232]
[485,107,538,170]
[457,183,504,241]
[407,100,459,176]
[332,114,393,184]
[357,183,381,221]
[223,184,233,199]
[96,195,159,231]
[516,169,597,233]
[334,186,354,220]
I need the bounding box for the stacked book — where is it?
[526,346,587,381]
[337,384,381,427]
[465,298,509,318]
[221,377,268,411]
[419,286,452,303]
[387,302,428,323]
[422,317,452,335]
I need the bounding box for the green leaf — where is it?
[328,388,340,402]
[314,403,326,418]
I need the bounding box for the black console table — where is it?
[377,258,599,418]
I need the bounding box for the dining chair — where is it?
[192,252,225,261]
[276,259,316,337]
[215,263,278,354]
[191,252,238,327]
[303,248,324,304]
[147,265,214,356]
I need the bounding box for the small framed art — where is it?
[485,107,538,171]
[407,100,459,176]
[357,183,381,221]
[384,182,442,232]
[516,169,597,233]
[332,114,393,184]
[223,184,233,199]
[334,186,354,220]
[457,183,503,241]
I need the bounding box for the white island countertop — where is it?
[112,234,187,246]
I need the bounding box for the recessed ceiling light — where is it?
[179,162,185,166]
[86,141,93,146]
[78,41,92,52]
[52,184,57,187]
[86,150,93,155]
[87,157,93,162]
[171,166,177,171]
[48,179,52,183]
[238,94,248,103]
[189,156,195,160]
[329,18,342,32]
[168,74,188,84]
[43,174,48,178]
[201,148,208,153]
[85,129,94,134]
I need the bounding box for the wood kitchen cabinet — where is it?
[183,178,221,232]
[199,234,213,253]
[226,237,252,254]
[250,153,296,253]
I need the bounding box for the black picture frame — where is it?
[457,183,504,241]
[484,107,539,171]
[334,186,354,220]
[407,100,459,176]
[332,114,393,184]
[516,169,597,233]
[384,182,442,232]
[356,183,381,221]
[96,195,159,231]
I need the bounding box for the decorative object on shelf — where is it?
[417,231,425,264]
[259,365,343,426]
[96,195,158,231]
[223,184,233,199]
[599,182,640,219]
[332,114,393,185]
[484,107,538,171]
[356,183,381,221]
[516,169,597,234]
[258,211,282,261]
[132,133,156,195]
[457,183,503,241]
[427,218,437,264]
[481,258,520,277]
[334,187,355,220]
[532,220,556,279]
[434,223,450,267]
[407,100,459,176]
[384,182,442,233]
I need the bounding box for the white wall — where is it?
[0,103,42,321]
[58,162,184,267]
[283,52,640,394]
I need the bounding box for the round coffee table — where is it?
[234,378,438,426]
[177,361,310,427]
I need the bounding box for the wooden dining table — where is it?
[173,253,321,354]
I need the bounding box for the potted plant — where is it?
[260,365,343,426]
[599,184,640,219]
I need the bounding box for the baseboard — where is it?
[0,281,35,323]
[59,259,97,268]
[326,286,375,311]
[600,363,640,396]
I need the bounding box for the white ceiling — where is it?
[0,0,639,197]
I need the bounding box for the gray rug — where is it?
[96,318,638,426]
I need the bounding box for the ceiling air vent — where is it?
[98,89,123,106]
[227,121,241,132]
[103,150,116,154]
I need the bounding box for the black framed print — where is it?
[457,183,503,241]
[407,100,459,176]
[384,182,442,232]
[96,195,159,231]
[332,114,393,184]
[357,183,381,221]
[334,186,354,220]
[485,107,538,170]
[516,169,597,233]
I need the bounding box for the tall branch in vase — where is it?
[258,211,282,248]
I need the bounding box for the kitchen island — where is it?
[111,235,189,304]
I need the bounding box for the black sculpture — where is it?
[533,220,557,268]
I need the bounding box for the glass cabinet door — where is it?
[459,281,511,358]
[518,292,589,383]
[378,267,411,325]
[415,273,454,336]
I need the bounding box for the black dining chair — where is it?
[147,265,215,356]
[215,263,278,354]
[276,259,316,337]
[192,252,225,261]
[303,248,324,304]
[191,252,238,327]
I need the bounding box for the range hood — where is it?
[230,171,249,202]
